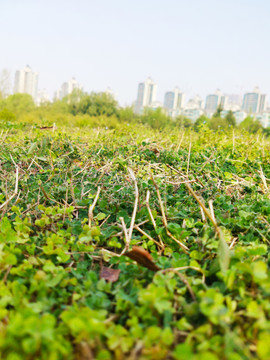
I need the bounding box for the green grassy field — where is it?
[0,123,270,359]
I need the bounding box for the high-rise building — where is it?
[223,94,242,111]
[242,87,267,113]
[134,77,157,114]
[205,94,219,113]
[204,90,226,115]
[182,108,203,122]
[204,90,227,115]
[55,77,83,100]
[164,87,185,118]
[37,89,50,106]
[185,95,204,110]
[258,94,267,113]
[13,65,38,101]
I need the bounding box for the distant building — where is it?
[149,101,163,111]
[163,87,185,118]
[234,111,247,125]
[105,87,117,101]
[224,94,242,111]
[37,89,50,106]
[182,108,203,122]
[255,112,270,128]
[182,95,204,121]
[220,95,228,109]
[55,77,83,100]
[204,90,227,116]
[134,77,157,114]
[185,95,203,110]
[13,65,38,101]
[258,94,267,113]
[242,87,267,113]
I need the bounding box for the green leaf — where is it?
[218,230,230,273]
[251,261,268,281]
[5,253,17,265]
[96,212,106,221]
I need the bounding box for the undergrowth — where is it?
[0,124,270,359]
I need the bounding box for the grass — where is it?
[0,122,270,359]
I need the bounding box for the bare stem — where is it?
[88,186,101,227]
[146,190,164,249]
[150,171,189,253]
[127,168,139,242]
[185,183,219,234]
[187,137,192,175]
[134,224,163,249]
[0,165,19,210]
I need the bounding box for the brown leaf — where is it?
[75,341,94,360]
[125,246,160,271]
[100,267,121,282]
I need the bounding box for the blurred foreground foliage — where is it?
[0,98,270,359]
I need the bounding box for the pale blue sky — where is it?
[1,0,270,105]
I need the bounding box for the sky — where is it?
[1,0,270,106]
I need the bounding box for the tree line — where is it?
[0,89,267,134]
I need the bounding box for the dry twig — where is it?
[149,171,189,253]
[88,186,101,227]
[0,165,19,210]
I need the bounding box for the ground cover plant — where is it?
[0,122,270,359]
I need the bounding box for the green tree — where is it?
[67,91,118,117]
[0,93,35,115]
[118,106,138,123]
[209,109,235,130]
[141,107,172,129]
[175,115,193,128]
[239,116,262,133]
[213,104,223,118]
[0,108,16,122]
[194,115,209,131]
[208,117,229,130]
[225,110,236,127]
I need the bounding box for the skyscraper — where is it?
[13,65,38,101]
[185,95,204,110]
[224,94,242,111]
[164,87,185,118]
[36,89,50,106]
[242,88,267,113]
[55,77,83,100]
[204,90,227,115]
[134,77,157,114]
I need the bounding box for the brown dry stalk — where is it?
[0,165,19,210]
[88,186,101,227]
[185,183,219,235]
[119,216,130,255]
[127,168,139,242]
[176,130,185,153]
[259,166,269,196]
[134,224,163,249]
[187,137,192,175]
[149,171,189,253]
[145,190,164,250]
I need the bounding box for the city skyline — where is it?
[3,65,270,126]
[2,65,270,109]
[8,66,270,120]
[7,66,269,109]
[1,0,270,106]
